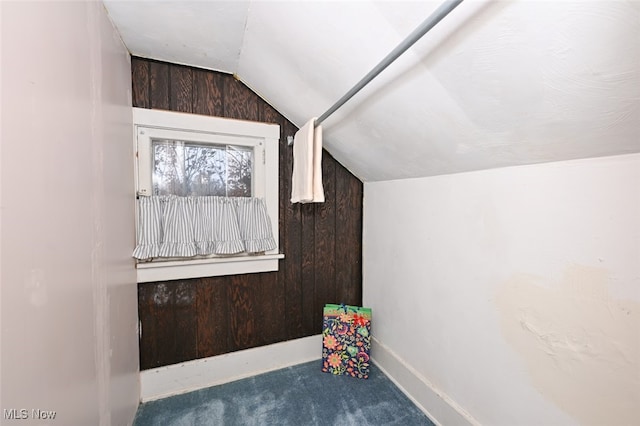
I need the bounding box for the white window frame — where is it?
[136,128,263,199]
[132,108,283,283]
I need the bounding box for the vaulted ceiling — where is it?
[103,0,640,182]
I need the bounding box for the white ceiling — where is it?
[103,0,640,182]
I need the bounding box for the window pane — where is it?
[226,145,253,197]
[152,139,252,197]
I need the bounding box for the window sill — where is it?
[136,253,285,283]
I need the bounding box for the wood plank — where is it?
[257,271,284,345]
[192,69,224,117]
[335,163,350,305]
[169,65,193,113]
[228,274,255,351]
[223,77,258,121]
[336,164,363,306]
[149,61,170,110]
[300,202,316,336]
[349,172,364,306]
[131,57,150,108]
[144,282,173,368]
[258,99,281,125]
[138,283,158,370]
[313,152,336,332]
[196,277,229,358]
[170,280,198,364]
[283,119,304,340]
[139,281,198,369]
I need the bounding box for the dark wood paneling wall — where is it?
[132,57,363,370]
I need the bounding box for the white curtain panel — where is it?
[133,196,276,260]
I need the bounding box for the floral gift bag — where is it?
[321,304,372,379]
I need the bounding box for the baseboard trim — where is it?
[371,337,480,426]
[140,335,322,402]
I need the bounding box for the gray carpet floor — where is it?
[133,360,435,426]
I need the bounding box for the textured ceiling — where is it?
[103,0,640,182]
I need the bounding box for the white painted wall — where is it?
[1,1,139,425]
[364,154,640,426]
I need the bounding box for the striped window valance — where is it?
[133,196,277,260]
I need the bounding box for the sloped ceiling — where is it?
[103,0,640,182]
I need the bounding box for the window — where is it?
[151,139,253,197]
[133,108,282,283]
